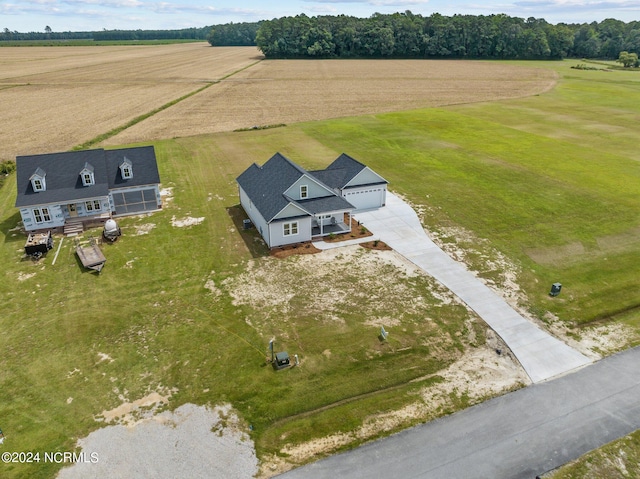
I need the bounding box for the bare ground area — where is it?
[57,403,258,479]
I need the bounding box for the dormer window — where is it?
[300,185,308,199]
[80,162,95,186]
[29,167,46,192]
[119,157,133,180]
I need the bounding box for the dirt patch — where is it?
[204,271,223,297]
[171,215,204,228]
[58,403,257,479]
[96,352,114,364]
[542,312,634,358]
[17,272,36,281]
[160,186,174,204]
[134,223,156,235]
[224,245,447,319]
[95,390,175,426]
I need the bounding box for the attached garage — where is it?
[309,153,388,213]
[343,185,387,211]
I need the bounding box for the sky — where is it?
[1,0,638,33]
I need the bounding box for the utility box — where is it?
[272,351,291,370]
[550,283,562,297]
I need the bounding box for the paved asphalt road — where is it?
[279,345,640,479]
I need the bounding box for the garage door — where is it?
[344,187,385,211]
[112,189,158,215]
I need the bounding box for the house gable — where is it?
[272,202,309,221]
[29,167,47,192]
[80,162,95,186]
[284,174,335,201]
[236,152,308,223]
[119,157,133,180]
[344,166,387,189]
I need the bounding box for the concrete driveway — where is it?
[353,192,591,383]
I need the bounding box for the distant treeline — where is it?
[0,27,210,42]
[4,13,639,61]
[207,22,262,46]
[252,12,640,60]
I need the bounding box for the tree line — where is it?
[3,12,639,61]
[251,12,640,60]
[0,27,210,42]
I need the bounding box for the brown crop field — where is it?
[0,44,262,160]
[0,42,556,160]
[107,57,557,147]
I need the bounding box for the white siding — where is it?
[239,186,270,246]
[345,167,387,188]
[284,175,334,200]
[269,217,312,247]
[272,202,308,221]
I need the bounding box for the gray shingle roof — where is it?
[325,153,367,185]
[15,146,160,208]
[105,146,160,189]
[15,149,109,207]
[309,153,372,189]
[307,168,348,191]
[236,153,307,222]
[294,196,354,215]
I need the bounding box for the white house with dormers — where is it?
[236,153,387,248]
[15,146,162,233]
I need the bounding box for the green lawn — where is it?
[300,60,640,332]
[1,59,639,478]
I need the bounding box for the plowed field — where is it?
[0,43,557,159]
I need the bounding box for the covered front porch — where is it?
[311,212,352,238]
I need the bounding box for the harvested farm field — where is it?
[0,42,556,160]
[106,58,557,146]
[0,44,261,160]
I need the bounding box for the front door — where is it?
[68,204,78,217]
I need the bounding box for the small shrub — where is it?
[0,160,16,175]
